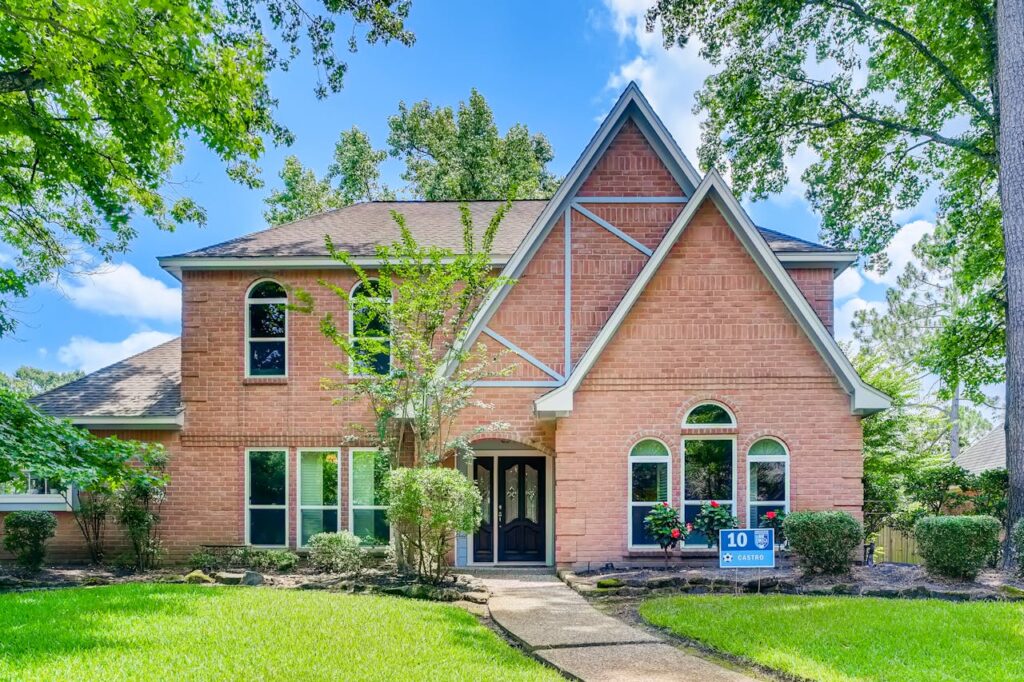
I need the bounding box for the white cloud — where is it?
[57,331,176,373]
[62,262,181,323]
[834,268,864,300]
[835,296,886,344]
[863,219,935,286]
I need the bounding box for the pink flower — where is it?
[662,502,669,507]
[710,500,720,508]
[671,528,681,539]
[766,511,776,520]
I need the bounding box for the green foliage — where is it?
[226,547,298,573]
[783,511,862,574]
[1012,519,1024,577]
[692,501,737,548]
[648,0,1002,402]
[905,463,974,516]
[116,474,167,571]
[758,510,786,544]
[308,531,365,575]
[973,468,1009,529]
[914,515,1001,580]
[0,366,83,397]
[0,0,414,335]
[187,550,222,573]
[643,502,684,563]
[2,510,56,571]
[263,156,349,226]
[387,467,482,583]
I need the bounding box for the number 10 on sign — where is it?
[718,528,775,568]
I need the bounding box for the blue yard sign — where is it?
[719,528,775,568]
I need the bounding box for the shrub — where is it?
[692,501,737,548]
[643,502,685,565]
[1012,519,1024,578]
[914,515,1001,580]
[388,467,482,583]
[758,510,787,544]
[308,532,364,574]
[2,510,57,571]
[116,473,167,571]
[227,547,299,573]
[188,549,223,573]
[783,511,862,574]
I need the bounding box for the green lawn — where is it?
[641,594,1024,682]
[0,584,561,681]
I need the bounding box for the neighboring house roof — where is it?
[30,338,183,429]
[957,424,1006,473]
[533,170,891,417]
[158,202,853,279]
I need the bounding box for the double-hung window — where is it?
[747,438,789,529]
[298,449,340,547]
[349,448,390,545]
[628,439,671,549]
[246,449,288,546]
[246,280,287,377]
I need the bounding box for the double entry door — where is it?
[472,456,546,563]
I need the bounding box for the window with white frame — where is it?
[298,449,340,547]
[747,438,789,529]
[684,402,736,427]
[246,280,287,377]
[681,437,736,547]
[0,474,68,509]
[349,279,391,376]
[349,448,390,545]
[246,449,288,546]
[628,439,671,548]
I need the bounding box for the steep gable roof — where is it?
[30,338,183,428]
[534,171,890,417]
[957,424,1005,473]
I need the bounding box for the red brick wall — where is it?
[552,200,862,569]
[789,267,836,332]
[578,119,681,197]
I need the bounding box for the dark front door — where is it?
[497,457,546,562]
[472,458,493,562]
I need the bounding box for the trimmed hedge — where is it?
[783,511,862,574]
[308,531,365,575]
[1010,518,1024,578]
[914,515,1001,580]
[2,510,57,571]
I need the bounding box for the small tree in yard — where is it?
[296,202,514,579]
[643,502,685,566]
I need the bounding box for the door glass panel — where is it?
[504,464,520,521]
[476,464,492,524]
[524,464,539,523]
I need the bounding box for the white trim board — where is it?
[534,170,891,418]
[69,414,183,430]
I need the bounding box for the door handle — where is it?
[498,504,503,524]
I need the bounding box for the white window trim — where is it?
[348,279,393,378]
[680,435,738,549]
[296,448,342,549]
[747,437,790,532]
[348,447,390,544]
[245,448,290,548]
[0,475,72,511]
[682,401,737,429]
[627,438,673,551]
[245,279,288,378]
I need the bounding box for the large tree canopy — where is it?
[0,0,415,335]
[0,366,83,397]
[262,89,558,223]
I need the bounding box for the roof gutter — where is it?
[158,255,510,281]
[69,414,183,430]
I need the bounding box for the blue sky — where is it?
[0,0,928,376]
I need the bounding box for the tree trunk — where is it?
[950,381,961,460]
[998,0,1024,568]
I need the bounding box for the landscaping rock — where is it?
[184,570,214,584]
[453,600,489,617]
[214,572,244,585]
[596,577,623,588]
[462,591,489,604]
[998,585,1024,600]
[862,588,900,598]
[241,571,264,586]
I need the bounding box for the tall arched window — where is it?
[246,280,287,377]
[350,279,391,376]
[747,438,789,529]
[681,402,737,546]
[628,439,671,549]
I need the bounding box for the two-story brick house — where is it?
[17,84,888,569]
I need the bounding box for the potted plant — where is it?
[693,501,737,548]
[643,502,686,566]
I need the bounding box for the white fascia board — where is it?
[776,251,859,276]
[159,255,508,281]
[535,171,891,418]
[70,414,183,430]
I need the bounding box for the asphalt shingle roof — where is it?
[168,201,842,260]
[956,424,1005,474]
[30,338,182,419]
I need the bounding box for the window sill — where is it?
[243,377,288,386]
[0,496,72,512]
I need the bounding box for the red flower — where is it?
[766,511,776,520]
[710,500,720,508]
[671,528,681,539]
[662,501,669,507]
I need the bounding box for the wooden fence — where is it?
[874,525,922,565]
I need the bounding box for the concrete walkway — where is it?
[480,572,756,682]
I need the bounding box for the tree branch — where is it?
[0,68,44,95]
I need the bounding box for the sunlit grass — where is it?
[0,584,561,681]
[641,594,1024,682]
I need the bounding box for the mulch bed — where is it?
[562,563,1024,602]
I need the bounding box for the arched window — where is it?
[246,280,287,377]
[747,438,789,530]
[684,402,736,428]
[349,279,391,376]
[628,439,671,549]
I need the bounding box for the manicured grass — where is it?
[641,594,1024,682]
[0,584,561,681]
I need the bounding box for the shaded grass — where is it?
[0,584,562,681]
[640,594,1024,682]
